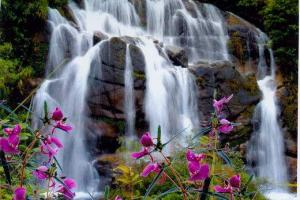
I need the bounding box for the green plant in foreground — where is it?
[108,94,266,200]
[0,103,76,200]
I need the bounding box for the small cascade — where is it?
[124,45,136,139]
[145,0,230,63]
[247,30,293,199]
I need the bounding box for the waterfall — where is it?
[32,0,232,195]
[247,31,293,199]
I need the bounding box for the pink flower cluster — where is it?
[131,132,162,177]
[186,150,210,181]
[33,107,76,199]
[214,174,241,200]
[41,107,71,161]
[212,95,234,134]
[1,107,76,200]
[0,124,21,154]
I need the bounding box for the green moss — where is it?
[243,75,259,95]
[196,76,205,87]
[133,70,146,80]
[227,14,243,25]
[228,31,246,63]
[280,82,297,134]
[227,79,240,93]
[96,116,126,133]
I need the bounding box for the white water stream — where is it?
[247,31,295,200]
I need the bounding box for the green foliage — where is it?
[261,0,298,77]
[0,0,69,106]
[0,43,33,100]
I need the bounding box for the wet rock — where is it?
[101,37,127,70]
[93,31,109,44]
[225,12,260,74]
[165,45,188,68]
[190,63,260,146]
[129,44,145,73]
[286,156,297,184]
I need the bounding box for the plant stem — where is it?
[160,152,187,200]
[20,131,41,187]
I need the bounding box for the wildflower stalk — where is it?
[160,152,187,200]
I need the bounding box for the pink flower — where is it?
[229,174,241,188]
[218,119,234,134]
[140,132,154,147]
[58,178,76,199]
[33,166,49,180]
[53,121,72,133]
[46,136,63,148]
[0,137,19,154]
[214,174,241,199]
[13,187,26,200]
[51,107,64,121]
[213,94,233,113]
[115,195,122,200]
[214,185,233,193]
[131,147,149,159]
[0,124,21,154]
[41,142,59,161]
[141,163,161,177]
[4,124,21,136]
[188,161,201,174]
[186,149,205,162]
[188,163,210,181]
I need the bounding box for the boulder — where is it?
[190,62,260,146]
[165,45,188,68]
[93,31,109,44]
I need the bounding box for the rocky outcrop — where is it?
[165,45,188,68]
[225,12,260,76]
[190,61,260,145]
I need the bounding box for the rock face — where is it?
[165,45,188,68]
[190,61,260,146]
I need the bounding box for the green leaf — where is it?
[43,101,49,123]
[155,187,180,199]
[162,127,189,148]
[104,185,110,200]
[192,127,211,140]
[217,151,232,166]
[155,125,163,150]
[206,192,229,200]
[143,167,165,199]
[241,174,254,194]
[53,156,63,173]
[157,126,161,144]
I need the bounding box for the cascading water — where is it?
[145,0,230,63]
[124,45,136,139]
[247,31,294,199]
[32,0,232,196]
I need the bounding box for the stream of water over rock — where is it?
[247,31,294,200]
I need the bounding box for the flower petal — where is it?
[214,185,232,193]
[13,187,26,200]
[141,163,160,177]
[189,164,210,181]
[140,132,154,147]
[229,174,241,188]
[51,107,64,121]
[131,148,149,159]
